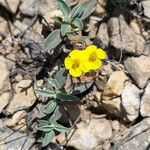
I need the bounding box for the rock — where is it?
[102,71,128,99]
[142,0,150,19]
[0,56,14,113]
[6,80,36,114]
[87,17,99,39]
[0,120,36,150]
[102,97,122,117]
[0,56,11,94]
[0,0,20,14]
[0,92,11,113]
[121,81,142,122]
[20,0,62,25]
[129,19,141,35]
[11,20,28,36]
[112,118,150,150]
[67,118,112,150]
[111,120,120,132]
[140,82,150,117]
[144,42,150,56]
[4,110,27,127]
[124,55,150,88]
[0,17,8,35]
[97,22,109,48]
[108,16,145,55]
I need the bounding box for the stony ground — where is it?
[0,0,150,150]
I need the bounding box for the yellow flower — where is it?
[83,45,106,70]
[64,50,88,77]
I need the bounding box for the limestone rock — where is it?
[6,80,36,114]
[140,82,150,117]
[0,17,8,34]
[112,118,150,150]
[97,22,109,48]
[0,56,11,94]
[124,55,150,88]
[108,16,145,55]
[102,97,122,117]
[4,110,27,127]
[142,0,150,19]
[0,0,21,14]
[0,92,11,113]
[67,118,112,150]
[0,120,36,150]
[20,0,62,25]
[103,71,128,99]
[121,81,142,122]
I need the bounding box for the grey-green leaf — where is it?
[66,81,94,95]
[58,0,71,17]
[44,29,62,51]
[72,18,83,30]
[71,0,96,20]
[47,78,59,90]
[39,120,50,127]
[38,125,53,132]
[54,68,67,89]
[43,100,57,114]
[60,23,72,37]
[34,89,56,98]
[42,130,55,147]
[49,105,62,123]
[56,92,80,101]
[54,123,70,133]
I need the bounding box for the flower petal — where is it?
[69,68,82,77]
[85,45,97,53]
[96,48,106,59]
[69,50,82,58]
[64,57,72,69]
[84,59,102,70]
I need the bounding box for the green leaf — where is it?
[60,23,72,37]
[39,120,50,127]
[71,0,96,20]
[72,18,83,30]
[34,89,56,98]
[66,81,94,95]
[44,29,62,51]
[42,130,55,147]
[58,0,71,17]
[49,105,62,123]
[56,92,80,101]
[38,125,53,132]
[54,123,70,133]
[43,100,57,115]
[54,68,67,89]
[47,78,59,90]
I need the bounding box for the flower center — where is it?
[89,52,97,62]
[72,59,80,70]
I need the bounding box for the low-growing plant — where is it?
[44,0,96,52]
[35,68,94,147]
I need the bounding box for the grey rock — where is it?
[67,118,112,150]
[140,82,150,117]
[0,0,20,14]
[20,0,57,16]
[108,16,145,55]
[102,71,128,99]
[124,55,150,88]
[0,120,36,150]
[142,0,150,19]
[112,118,150,150]
[97,22,109,48]
[6,80,36,114]
[121,81,142,122]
